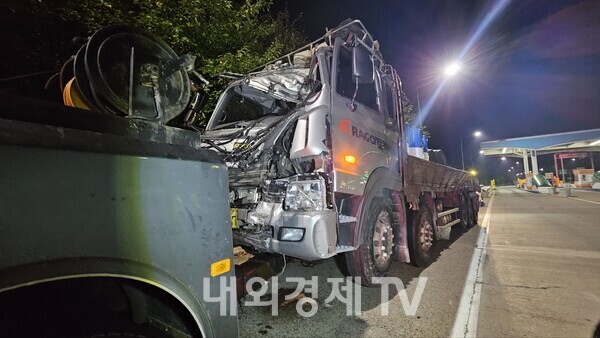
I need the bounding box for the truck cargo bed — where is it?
[404,155,476,205]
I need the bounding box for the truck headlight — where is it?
[284,178,326,211]
[279,227,305,241]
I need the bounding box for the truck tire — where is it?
[1,297,153,338]
[77,314,153,338]
[458,193,469,230]
[0,279,192,338]
[470,195,479,227]
[467,194,476,229]
[345,198,395,286]
[408,205,436,267]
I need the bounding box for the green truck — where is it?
[0,26,238,337]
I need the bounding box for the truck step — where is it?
[338,215,357,223]
[437,207,459,218]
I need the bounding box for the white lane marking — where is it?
[450,193,495,338]
[485,245,600,259]
[568,197,600,205]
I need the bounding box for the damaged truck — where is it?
[202,19,480,284]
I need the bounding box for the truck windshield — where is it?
[212,85,293,128]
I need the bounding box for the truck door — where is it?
[330,38,391,195]
[381,74,401,174]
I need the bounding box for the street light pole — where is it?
[460,136,465,171]
[414,61,462,131]
[461,131,482,171]
[416,87,423,131]
[415,61,464,166]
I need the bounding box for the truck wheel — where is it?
[466,194,476,228]
[470,196,479,227]
[78,316,152,338]
[1,299,152,338]
[409,205,436,267]
[458,193,469,230]
[345,198,395,286]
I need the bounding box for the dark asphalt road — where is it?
[237,186,600,337]
[477,187,600,337]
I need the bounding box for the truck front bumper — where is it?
[233,207,339,261]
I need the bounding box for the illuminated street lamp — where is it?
[479,150,484,154]
[461,130,483,170]
[501,157,506,160]
[444,62,461,77]
[416,60,462,132]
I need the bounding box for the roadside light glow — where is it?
[444,62,461,77]
[469,170,477,176]
[502,147,507,154]
[344,155,356,164]
[540,168,544,171]
[508,169,511,172]
[479,150,484,154]
[590,139,600,146]
[572,158,576,161]
[510,167,514,169]
[501,157,506,160]
[516,161,519,164]
[474,131,482,137]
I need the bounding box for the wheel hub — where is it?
[373,210,394,269]
[419,217,434,252]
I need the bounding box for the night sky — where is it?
[277,0,600,176]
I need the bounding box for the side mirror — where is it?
[352,44,374,84]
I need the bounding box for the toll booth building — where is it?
[479,128,600,193]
